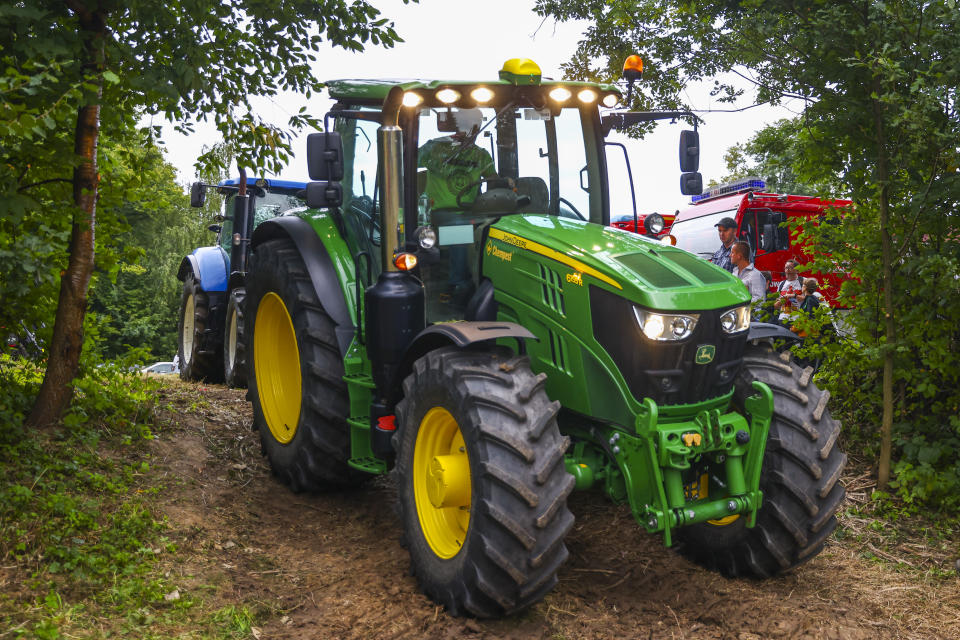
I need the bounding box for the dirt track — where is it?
[150,380,960,640]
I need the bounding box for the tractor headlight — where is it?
[415,225,437,249]
[645,212,665,234]
[633,308,698,341]
[720,305,751,334]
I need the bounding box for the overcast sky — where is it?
[153,0,801,216]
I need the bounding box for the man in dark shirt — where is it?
[712,216,737,272]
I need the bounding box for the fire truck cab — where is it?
[667,178,850,298]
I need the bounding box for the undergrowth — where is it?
[0,357,257,639]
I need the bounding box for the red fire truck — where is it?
[665,178,850,301]
[610,210,675,236]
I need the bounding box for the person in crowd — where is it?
[773,259,805,325]
[798,278,822,317]
[731,241,767,314]
[711,217,737,272]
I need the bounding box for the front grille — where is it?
[589,286,747,405]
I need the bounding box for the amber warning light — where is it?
[622,54,644,104]
[623,55,644,78]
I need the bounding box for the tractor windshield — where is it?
[415,106,590,221]
[219,190,305,255]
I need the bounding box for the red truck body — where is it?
[610,211,676,236]
[668,179,851,302]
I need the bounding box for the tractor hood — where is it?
[488,215,749,311]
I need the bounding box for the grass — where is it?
[0,358,265,639]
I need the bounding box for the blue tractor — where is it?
[177,176,307,386]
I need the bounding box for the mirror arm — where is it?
[601,110,699,136]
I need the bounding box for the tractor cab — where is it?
[312,59,701,323]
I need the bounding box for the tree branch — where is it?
[17,178,73,193]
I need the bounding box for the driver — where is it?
[418,108,497,210]
[418,109,497,308]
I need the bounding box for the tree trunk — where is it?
[27,7,106,428]
[872,87,895,489]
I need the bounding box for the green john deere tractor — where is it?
[242,58,846,617]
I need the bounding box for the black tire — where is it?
[178,273,222,382]
[677,343,846,577]
[394,346,575,617]
[245,238,368,491]
[223,287,247,388]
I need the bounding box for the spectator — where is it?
[798,278,821,318]
[711,217,737,272]
[731,241,767,312]
[773,259,805,325]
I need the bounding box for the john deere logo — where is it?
[695,345,715,365]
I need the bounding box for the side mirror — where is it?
[307,132,344,181]
[305,181,343,209]
[761,223,776,252]
[679,172,703,196]
[207,224,221,234]
[190,182,207,208]
[679,130,699,172]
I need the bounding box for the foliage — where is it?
[1,0,412,423]
[0,357,171,636]
[87,142,212,360]
[714,118,841,195]
[538,0,960,506]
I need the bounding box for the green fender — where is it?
[251,212,358,356]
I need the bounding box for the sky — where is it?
[153,0,802,217]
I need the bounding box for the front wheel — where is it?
[677,344,847,577]
[246,238,368,491]
[394,346,575,617]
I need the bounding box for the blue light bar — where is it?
[691,177,766,203]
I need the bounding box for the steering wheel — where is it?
[558,197,585,220]
[455,177,523,213]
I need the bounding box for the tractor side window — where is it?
[219,196,235,254]
[338,116,383,280]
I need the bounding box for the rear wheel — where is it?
[178,273,222,382]
[394,346,575,617]
[223,288,247,388]
[246,238,368,491]
[677,344,846,576]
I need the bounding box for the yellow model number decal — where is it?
[488,228,621,290]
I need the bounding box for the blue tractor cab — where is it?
[177,177,307,385]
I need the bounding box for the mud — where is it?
[149,380,960,640]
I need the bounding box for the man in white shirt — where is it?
[731,242,768,314]
[774,259,804,325]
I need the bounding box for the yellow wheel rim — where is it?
[182,293,195,366]
[414,407,471,559]
[698,473,740,526]
[254,292,301,444]
[226,305,238,371]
